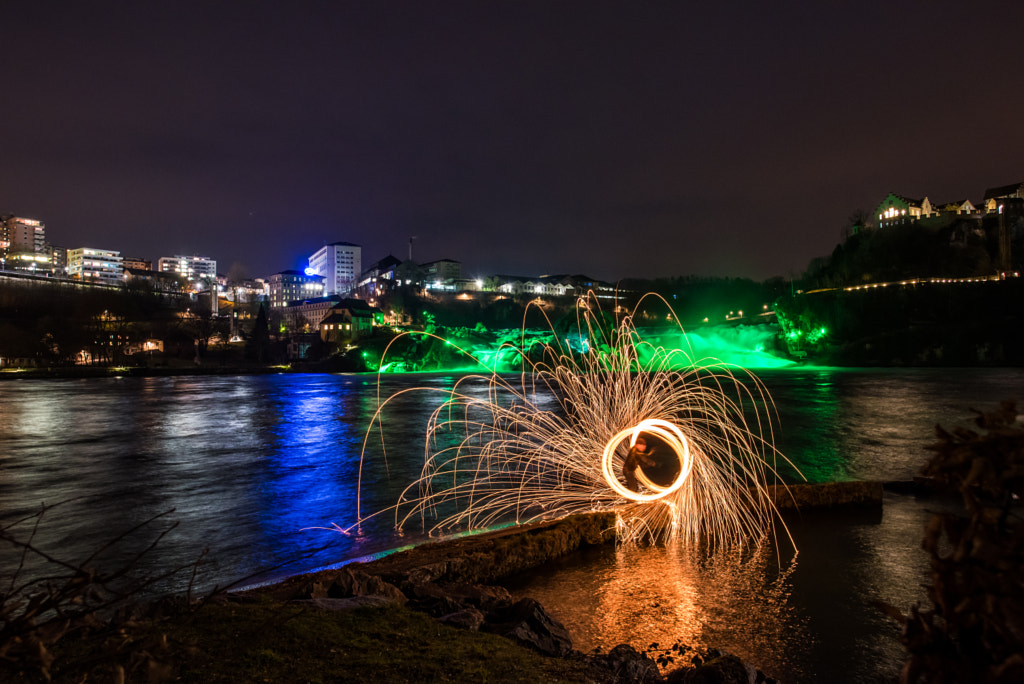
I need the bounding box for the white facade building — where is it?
[157,255,217,281]
[308,242,361,296]
[68,247,124,285]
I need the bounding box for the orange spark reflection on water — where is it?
[507,542,809,681]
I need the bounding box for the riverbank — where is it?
[0,363,288,379]
[32,482,884,682]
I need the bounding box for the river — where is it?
[0,367,1020,681]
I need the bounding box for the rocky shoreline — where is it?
[232,481,883,682]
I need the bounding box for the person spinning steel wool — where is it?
[623,435,657,492]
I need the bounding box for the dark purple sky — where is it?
[3,2,1022,283]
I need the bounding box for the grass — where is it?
[47,597,600,683]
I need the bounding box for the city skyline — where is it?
[3,2,1023,283]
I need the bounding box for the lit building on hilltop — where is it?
[875,193,935,227]
[357,254,402,297]
[216,274,266,304]
[307,242,361,296]
[267,270,325,308]
[6,251,50,274]
[68,247,124,286]
[2,216,45,253]
[1,216,47,273]
[47,244,67,276]
[493,274,612,298]
[157,255,217,282]
[421,258,462,291]
[983,182,1024,214]
[123,256,152,271]
[937,199,978,216]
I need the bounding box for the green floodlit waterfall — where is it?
[375,323,795,373]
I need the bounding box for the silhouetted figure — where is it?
[623,436,657,492]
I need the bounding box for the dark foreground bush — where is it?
[892,401,1024,683]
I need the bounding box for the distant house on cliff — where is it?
[875,193,936,228]
[937,199,977,216]
[982,182,1024,214]
[491,274,615,299]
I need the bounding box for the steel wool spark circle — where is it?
[601,418,694,502]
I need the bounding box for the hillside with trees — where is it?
[775,213,1024,365]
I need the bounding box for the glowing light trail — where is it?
[600,419,692,502]
[350,293,798,548]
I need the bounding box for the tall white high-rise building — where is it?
[307,241,361,296]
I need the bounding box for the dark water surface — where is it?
[1,367,1021,680]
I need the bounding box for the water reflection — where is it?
[763,367,1023,483]
[507,542,808,680]
[508,492,954,682]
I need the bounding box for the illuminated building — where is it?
[47,244,67,276]
[982,182,1024,214]
[67,247,124,286]
[937,199,978,216]
[421,258,461,291]
[157,255,217,281]
[357,254,401,296]
[2,216,45,253]
[216,275,265,303]
[493,274,613,298]
[307,241,361,296]
[6,251,50,274]
[1,216,46,272]
[282,295,345,331]
[875,193,935,227]
[123,256,152,271]
[267,270,325,308]
[319,299,375,343]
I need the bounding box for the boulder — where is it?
[591,643,661,682]
[684,653,752,684]
[326,567,406,604]
[439,606,486,631]
[405,581,512,616]
[482,597,573,657]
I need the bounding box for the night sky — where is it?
[3,2,1023,283]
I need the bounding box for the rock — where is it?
[483,597,573,657]
[663,651,776,684]
[441,583,512,610]
[404,561,452,585]
[404,580,512,616]
[355,512,617,586]
[687,653,750,684]
[767,481,883,510]
[327,567,406,604]
[439,607,485,631]
[591,643,661,682]
[409,593,465,618]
